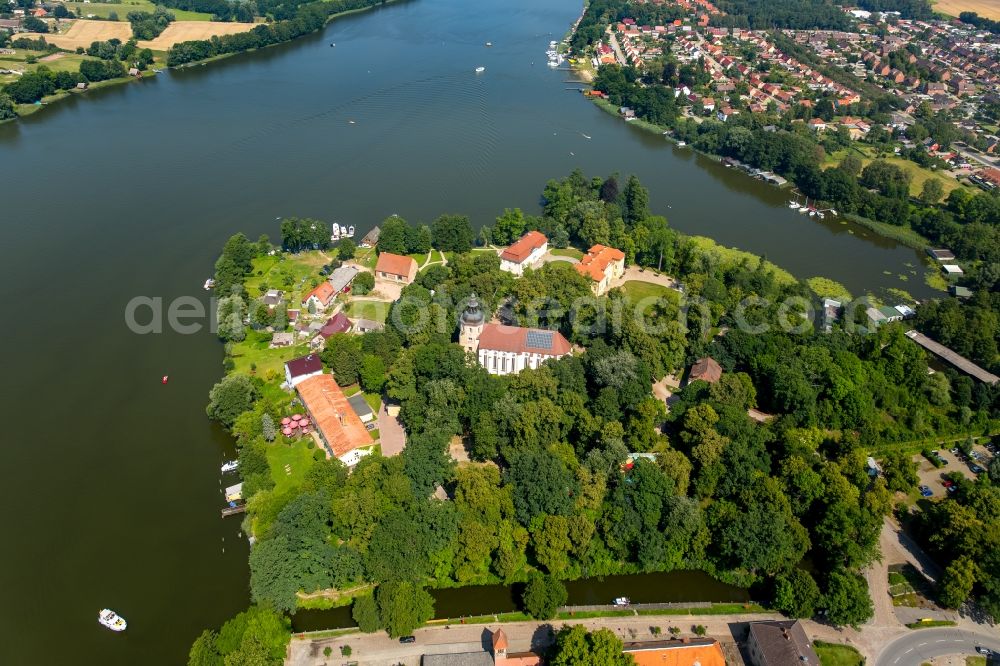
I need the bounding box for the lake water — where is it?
[0,0,932,663]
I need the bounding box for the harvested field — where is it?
[24,20,132,50]
[137,21,257,50]
[933,0,1000,20]
[21,19,256,52]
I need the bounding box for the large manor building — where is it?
[459,294,571,375]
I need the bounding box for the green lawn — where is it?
[266,438,318,494]
[244,251,329,300]
[619,280,674,304]
[362,392,381,413]
[814,641,864,666]
[230,329,311,378]
[65,1,213,20]
[345,300,389,323]
[550,247,584,260]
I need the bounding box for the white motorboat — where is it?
[677,141,686,147]
[221,460,238,474]
[475,66,486,73]
[203,278,215,290]
[613,597,631,606]
[340,224,351,238]
[485,41,492,47]
[797,206,809,214]
[99,609,127,632]
[347,225,355,237]
[788,201,800,209]
[331,224,340,242]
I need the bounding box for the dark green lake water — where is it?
[0,0,933,663]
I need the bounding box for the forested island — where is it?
[188,171,999,664]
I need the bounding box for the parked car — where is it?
[950,448,960,455]
[975,646,994,656]
[399,636,416,644]
[970,464,985,474]
[919,485,933,497]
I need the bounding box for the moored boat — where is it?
[787,200,800,209]
[221,460,238,473]
[613,597,631,606]
[475,66,486,73]
[99,609,127,632]
[203,278,215,290]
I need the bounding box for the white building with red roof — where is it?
[302,281,336,312]
[499,231,548,276]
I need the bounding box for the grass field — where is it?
[244,251,329,301]
[65,1,212,21]
[549,247,584,259]
[345,300,389,323]
[814,641,865,666]
[823,146,968,198]
[0,49,98,85]
[933,0,1000,19]
[619,280,674,304]
[267,437,318,494]
[230,329,311,378]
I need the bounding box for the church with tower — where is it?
[459,295,571,376]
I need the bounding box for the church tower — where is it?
[459,293,485,354]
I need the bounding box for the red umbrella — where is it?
[282,427,293,436]
[299,418,311,427]
[281,417,291,425]
[291,414,302,421]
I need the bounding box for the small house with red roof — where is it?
[374,252,417,284]
[284,354,324,388]
[499,231,548,276]
[302,281,336,312]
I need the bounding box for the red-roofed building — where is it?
[296,374,374,466]
[689,357,722,384]
[575,244,625,295]
[375,252,417,284]
[315,312,352,342]
[302,281,336,312]
[500,231,548,276]
[475,323,571,375]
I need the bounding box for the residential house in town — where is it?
[352,318,384,334]
[262,289,284,309]
[746,620,820,666]
[499,231,548,276]
[575,244,626,296]
[313,312,352,347]
[327,265,360,294]
[375,252,418,284]
[302,281,336,312]
[284,354,324,388]
[623,637,726,666]
[295,374,374,467]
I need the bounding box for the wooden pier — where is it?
[221,504,246,517]
[906,330,999,385]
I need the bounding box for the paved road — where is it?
[289,612,780,666]
[875,627,1000,666]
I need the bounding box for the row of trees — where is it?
[376,214,476,256]
[128,7,175,40]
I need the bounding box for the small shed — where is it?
[347,393,374,423]
[927,248,955,262]
[950,285,972,298]
[270,331,294,348]
[942,264,963,276]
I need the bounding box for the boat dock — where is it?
[221,504,246,517]
[906,330,999,385]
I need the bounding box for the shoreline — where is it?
[1,0,406,125]
[567,51,941,260]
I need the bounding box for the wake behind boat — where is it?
[99,609,126,632]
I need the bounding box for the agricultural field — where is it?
[64,1,213,22]
[21,19,256,51]
[933,0,1000,20]
[138,21,258,50]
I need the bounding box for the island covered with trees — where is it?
[188,170,999,664]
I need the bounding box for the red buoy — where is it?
[162,376,169,384]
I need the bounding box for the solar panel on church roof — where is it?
[525,330,554,350]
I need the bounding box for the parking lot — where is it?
[912,441,995,498]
